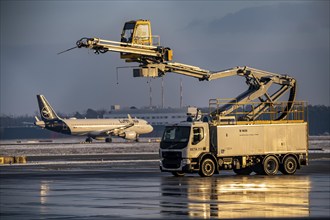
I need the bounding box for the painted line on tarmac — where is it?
[0,159,160,166]
[19,152,158,157]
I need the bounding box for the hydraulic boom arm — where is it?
[71,20,297,121]
[138,62,296,120]
[75,37,172,63]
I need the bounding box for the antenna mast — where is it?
[149,79,152,108]
[180,78,183,108]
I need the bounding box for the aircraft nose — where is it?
[148,124,154,133]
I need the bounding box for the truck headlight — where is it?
[182,159,191,166]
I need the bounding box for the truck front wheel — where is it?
[280,156,297,175]
[199,158,215,177]
[263,156,279,175]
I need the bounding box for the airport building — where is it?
[104,107,188,126]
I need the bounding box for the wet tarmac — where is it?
[1,159,330,219]
[1,138,329,219]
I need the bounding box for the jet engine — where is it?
[123,131,138,140]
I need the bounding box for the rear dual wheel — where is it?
[280,156,297,175]
[263,156,279,175]
[253,156,279,175]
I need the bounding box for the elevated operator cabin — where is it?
[121,20,152,46]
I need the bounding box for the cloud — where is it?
[1,1,329,115]
[194,2,329,35]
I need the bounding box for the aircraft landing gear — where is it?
[85,137,93,143]
[105,137,112,143]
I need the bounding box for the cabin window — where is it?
[135,24,149,41]
[192,127,204,145]
[122,22,135,43]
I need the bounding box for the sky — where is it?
[1,0,329,116]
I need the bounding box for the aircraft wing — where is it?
[97,114,135,136]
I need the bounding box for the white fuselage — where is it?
[63,118,153,137]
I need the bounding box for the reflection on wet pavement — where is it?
[161,175,311,218]
[1,168,329,219]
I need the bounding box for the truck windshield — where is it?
[162,126,190,143]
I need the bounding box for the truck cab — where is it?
[160,121,211,176]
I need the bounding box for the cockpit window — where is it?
[162,126,190,143]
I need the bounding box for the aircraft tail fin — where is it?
[37,95,61,121]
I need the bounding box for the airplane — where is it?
[34,95,153,143]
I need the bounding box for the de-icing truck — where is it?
[160,101,308,177]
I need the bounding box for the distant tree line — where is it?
[0,105,329,135]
